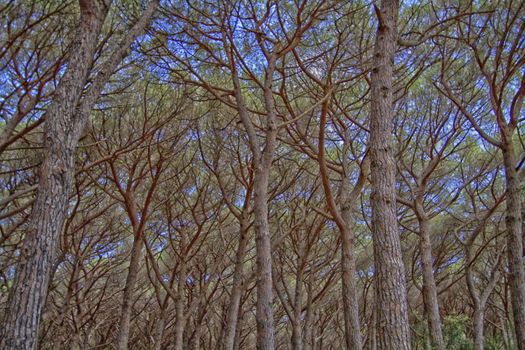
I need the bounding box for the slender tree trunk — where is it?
[369,0,411,348]
[291,241,305,350]
[501,139,525,350]
[341,207,362,350]
[318,90,363,350]
[472,307,485,350]
[174,254,188,350]
[252,63,279,350]
[370,307,377,350]
[303,274,314,350]
[253,164,275,350]
[229,53,277,350]
[0,3,108,349]
[233,303,244,350]
[116,233,144,350]
[291,320,303,350]
[192,319,203,350]
[341,225,362,350]
[223,216,249,350]
[152,310,166,350]
[417,216,445,350]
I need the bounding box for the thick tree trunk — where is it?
[501,140,525,350]
[417,216,445,350]
[369,0,411,349]
[222,216,249,350]
[0,4,108,349]
[115,234,144,350]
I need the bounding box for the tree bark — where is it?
[115,234,144,350]
[0,2,109,348]
[501,139,525,350]
[369,0,411,348]
[174,245,188,350]
[303,273,314,350]
[0,1,159,348]
[417,215,445,350]
[472,308,485,350]
[152,310,166,350]
[291,233,306,350]
[253,162,276,350]
[340,219,362,350]
[317,90,363,350]
[222,215,249,350]
[229,54,278,349]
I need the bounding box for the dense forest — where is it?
[0,0,524,349]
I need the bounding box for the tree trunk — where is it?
[418,216,445,350]
[115,234,145,350]
[0,3,108,349]
[222,216,249,350]
[230,53,277,350]
[233,304,244,350]
[472,308,485,350]
[152,311,166,350]
[303,273,314,350]
[174,253,188,350]
[369,0,411,349]
[291,248,305,350]
[341,224,362,350]
[253,164,276,350]
[501,140,525,350]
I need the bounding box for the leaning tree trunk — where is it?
[0,3,108,349]
[501,139,525,350]
[369,0,412,349]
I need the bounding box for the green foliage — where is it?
[443,315,473,350]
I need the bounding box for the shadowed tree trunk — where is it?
[369,0,412,349]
